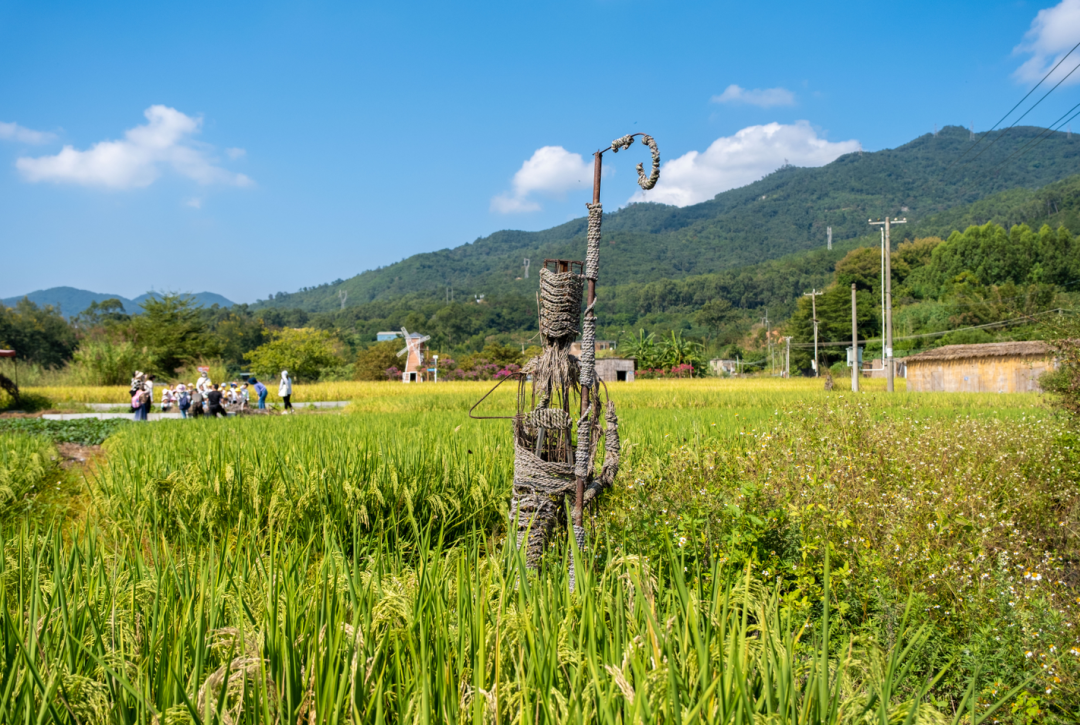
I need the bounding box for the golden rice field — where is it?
[1,377,1073,723]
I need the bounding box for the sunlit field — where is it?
[2,377,1075,723]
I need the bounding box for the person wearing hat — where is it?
[279,370,293,413]
[250,377,268,409]
[129,371,146,421]
[176,384,192,418]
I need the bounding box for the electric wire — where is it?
[946,39,1080,171]
[959,59,1080,168]
[987,101,1080,176]
[790,307,1074,348]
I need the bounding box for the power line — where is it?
[959,60,1080,169]
[988,100,1080,175]
[947,39,1080,171]
[790,307,1074,348]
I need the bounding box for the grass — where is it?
[0,418,131,446]
[0,377,1072,722]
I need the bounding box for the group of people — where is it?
[129,369,294,421]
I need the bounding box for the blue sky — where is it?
[3,0,1079,304]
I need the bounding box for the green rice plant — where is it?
[0,432,56,520]
[0,519,1018,724]
[93,412,512,545]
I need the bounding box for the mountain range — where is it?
[254,125,1080,313]
[1,287,234,317]
[8,125,1079,320]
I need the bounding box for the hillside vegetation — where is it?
[259,126,1080,311]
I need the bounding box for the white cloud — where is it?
[1014,0,1080,86]
[0,121,56,144]
[225,147,246,160]
[628,121,860,208]
[16,105,253,189]
[185,197,203,209]
[712,85,796,108]
[491,145,593,213]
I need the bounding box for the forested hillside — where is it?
[259,125,1080,312]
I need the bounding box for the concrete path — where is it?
[44,412,184,421]
[46,400,351,421]
[83,400,350,411]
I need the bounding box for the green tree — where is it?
[354,341,402,381]
[658,330,705,372]
[130,294,217,375]
[71,298,130,329]
[208,312,270,368]
[786,284,880,371]
[834,247,883,293]
[696,298,736,343]
[1040,315,1080,421]
[245,327,342,382]
[0,299,77,367]
[620,330,660,369]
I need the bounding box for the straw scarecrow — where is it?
[472,134,660,589]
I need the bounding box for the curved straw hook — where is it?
[609,133,660,191]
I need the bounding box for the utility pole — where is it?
[804,289,823,376]
[851,283,859,393]
[784,336,791,378]
[761,308,770,375]
[869,216,906,392]
[827,226,832,250]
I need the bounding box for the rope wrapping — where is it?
[538,267,583,341]
[611,134,661,191]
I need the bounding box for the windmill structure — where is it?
[397,327,431,383]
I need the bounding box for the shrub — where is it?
[70,338,145,386]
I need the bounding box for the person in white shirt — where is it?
[196,371,212,396]
[161,387,174,412]
[279,370,293,413]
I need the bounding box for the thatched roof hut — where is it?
[905,341,1054,393]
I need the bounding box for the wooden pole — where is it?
[804,289,822,377]
[851,283,859,393]
[870,217,905,392]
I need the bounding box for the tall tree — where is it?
[0,299,77,367]
[131,294,217,375]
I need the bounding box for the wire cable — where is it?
[946,39,1080,171]
[988,102,1080,176]
[790,308,1074,348]
[959,59,1080,169]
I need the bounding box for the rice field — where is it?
[0,378,1072,723]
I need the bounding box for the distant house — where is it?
[376,331,399,342]
[569,340,616,357]
[905,342,1054,393]
[595,358,635,382]
[863,358,907,378]
[709,359,739,376]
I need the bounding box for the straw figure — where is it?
[472,134,660,589]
